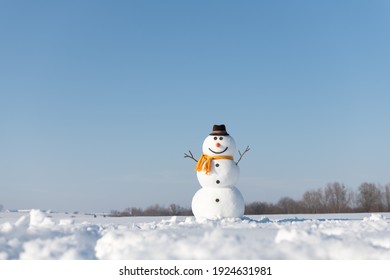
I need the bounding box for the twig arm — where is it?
[184,150,198,162]
[236,145,250,165]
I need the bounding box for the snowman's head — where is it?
[202,135,236,156]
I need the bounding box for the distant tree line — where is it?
[110,203,193,217]
[246,182,390,215]
[110,182,390,217]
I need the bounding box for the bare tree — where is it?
[382,184,390,212]
[302,189,323,213]
[245,201,279,215]
[357,182,383,212]
[323,182,352,213]
[169,203,177,215]
[277,196,302,214]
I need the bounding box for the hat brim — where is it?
[210,131,229,136]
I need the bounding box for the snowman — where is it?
[185,124,250,220]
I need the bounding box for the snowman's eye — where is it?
[214,137,217,140]
[219,137,223,140]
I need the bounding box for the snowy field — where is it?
[1,209,390,260]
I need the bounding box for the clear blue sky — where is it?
[1,1,389,212]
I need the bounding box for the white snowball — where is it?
[197,159,239,188]
[192,187,245,220]
[202,135,236,156]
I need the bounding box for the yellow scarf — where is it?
[195,154,234,174]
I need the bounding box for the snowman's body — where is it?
[192,187,245,219]
[191,125,245,220]
[196,160,239,188]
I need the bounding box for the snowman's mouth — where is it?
[208,147,228,154]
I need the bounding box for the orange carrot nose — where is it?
[216,142,221,147]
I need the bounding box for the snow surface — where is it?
[1,210,390,260]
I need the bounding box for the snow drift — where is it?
[1,210,390,260]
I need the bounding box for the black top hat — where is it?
[210,124,229,136]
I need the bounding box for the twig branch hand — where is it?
[236,145,250,165]
[184,150,198,162]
